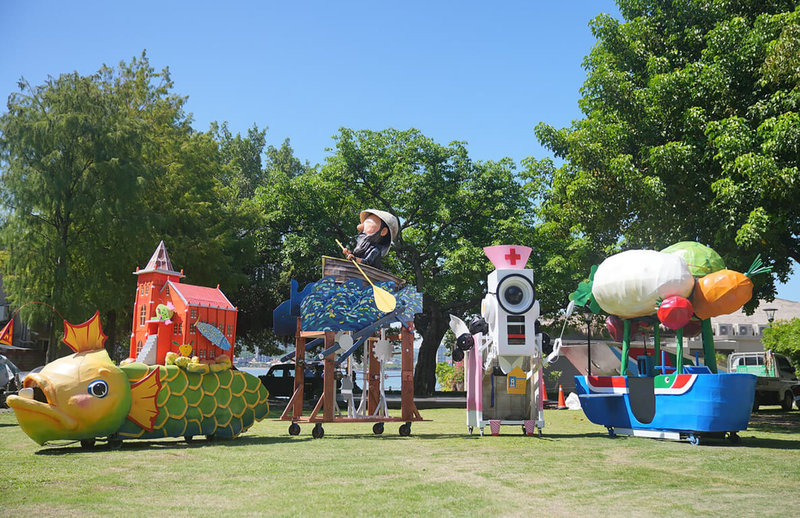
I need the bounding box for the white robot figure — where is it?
[450,245,561,436]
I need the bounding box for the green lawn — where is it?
[2,405,799,517]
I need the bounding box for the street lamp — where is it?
[763,307,777,325]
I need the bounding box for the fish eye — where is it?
[87,380,109,398]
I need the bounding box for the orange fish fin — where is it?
[63,311,107,353]
[0,319,13,346]
[127,367,162,432]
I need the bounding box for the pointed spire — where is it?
[146,240,174,271]
[134,240,184,277]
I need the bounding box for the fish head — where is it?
[7,348,132,445]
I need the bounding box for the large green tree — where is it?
[258,128,535,394]
[213,123,311,354]
[0,54,253,360]
[762,318,800,371]
[532,0,800,308]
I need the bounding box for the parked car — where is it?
[259,361,360,402]
[0,354,21,408]
[728,351,800,411]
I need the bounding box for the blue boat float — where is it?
[575,369,757,445]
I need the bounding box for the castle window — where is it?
[136,341,143,354]
[227,324,234,336]
[165,284,170,297]
[199,349,206,360]
[174,322,182,336]
[139,305,146,326]
[139,285,145,296]
[190,308,197,319]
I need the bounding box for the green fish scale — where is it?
[118,365,269,440]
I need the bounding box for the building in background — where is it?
[686,298,800,357]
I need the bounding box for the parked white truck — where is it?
[728,351,800,411]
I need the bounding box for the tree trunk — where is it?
[413,298,449,396]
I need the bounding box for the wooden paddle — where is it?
[335,239,397,313]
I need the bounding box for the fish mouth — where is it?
[6,373,78,440]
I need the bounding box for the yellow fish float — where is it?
[7,312,269,448]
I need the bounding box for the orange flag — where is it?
[0,319,13,346]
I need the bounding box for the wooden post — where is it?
[323,331,336,421]
[293,318,305,419]
[401,323,420,421]
[368,337,381,415]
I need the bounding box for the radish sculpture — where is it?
[570,241,771,374]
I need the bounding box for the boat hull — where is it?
[575,373,756,433]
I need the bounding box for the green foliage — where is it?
[762,318,800,371]
[545,367,563,388]
[435,361,464,392]
[0,53,260,359]
[531,1,800,311]
[435,362,455,392]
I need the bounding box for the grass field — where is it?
[2,405,799,517]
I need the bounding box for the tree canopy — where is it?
[531,0,800,309]
[0,54,256,359]
[254,128,535,394]
[762,318,800,371]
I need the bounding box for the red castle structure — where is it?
[128,241,237,365]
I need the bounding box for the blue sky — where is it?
[1,1,798,302]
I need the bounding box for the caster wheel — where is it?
[468,426,474,435]
[206,434,216,442]
[607,427,616,438]
[399,422,411,437]
[108,438,123,450]
[184,435,193,443]
[80,439,95,449]
[727,432,740,444]
[373,422,384,435]
[312,424,325,439]
[537,428,542,438]
[688,434,700,446]
[289,423,301,436]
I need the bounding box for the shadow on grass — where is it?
[546,430,800,449]
[35,434,312,455]
[748,410,800,434]
[737,436,800,449]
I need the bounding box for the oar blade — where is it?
[374,286,397,313]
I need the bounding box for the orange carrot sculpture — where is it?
[692,255,772,320]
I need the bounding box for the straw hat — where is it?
[360,209,399,242]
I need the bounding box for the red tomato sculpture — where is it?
[657,296,694,330]
[605,315,645,342]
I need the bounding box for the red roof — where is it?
[169,282,235,310]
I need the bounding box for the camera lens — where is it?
[504,285,524,305]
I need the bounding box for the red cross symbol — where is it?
[505,248,521,265]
